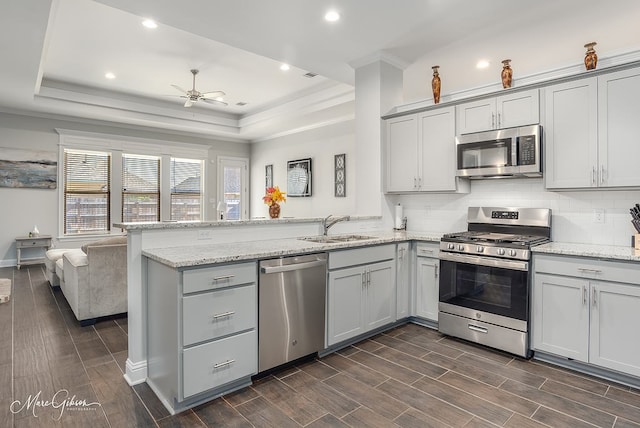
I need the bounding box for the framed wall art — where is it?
[334,153,346,197]
[287,158,312,197]
[265,164,273,189]
[0,148,57,189]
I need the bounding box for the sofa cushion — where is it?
[65,248,89,267]
[55,258,65,282]
[81,236,127,254]
[45,249,69,271]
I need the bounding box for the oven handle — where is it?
[439,252,529,271]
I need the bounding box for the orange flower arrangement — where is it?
[262,186,286,206]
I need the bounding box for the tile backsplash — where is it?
[388,178,640,246]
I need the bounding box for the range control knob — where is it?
[497,248,505,256]
[447,243,455,250]
[476,246,484,253]
[509,249,518,257]
[457,244,465,251]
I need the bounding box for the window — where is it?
[122,154,160,223]
[218,157,248,220]
[63,149,111,234]
[170,157,203,221]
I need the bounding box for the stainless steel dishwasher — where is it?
[258,253,327,372]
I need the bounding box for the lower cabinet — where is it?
[146,258,258,414]
[532,254,640,377]
[413,242,440,322]
[396,242,410,319]
[327,245,396,346]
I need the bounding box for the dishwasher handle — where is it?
[260,259,326,274]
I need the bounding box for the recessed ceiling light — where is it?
[280,63,290,71]
[105,72,116,79]
[142,19,157,29]
[476,60,490,69]
[324,10,340,22]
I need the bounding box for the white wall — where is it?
[0,112,250,266]
[386,179,640,246]
[249,120,356,219]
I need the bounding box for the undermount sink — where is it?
[299,234,376,243]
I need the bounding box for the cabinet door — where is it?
[415,256,439,321]
[544,78,598,189]
[327,266,365,346]
[496,89,539,129]
[456,98,496,134]
[418,106,458,191]
[598,68,640,187]
[531,273,589,362]
[396,243,410,319]
[385,114,419,192]
[590,281,640,377]
[365,260,396,331]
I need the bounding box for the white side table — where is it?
[15,235,52,269]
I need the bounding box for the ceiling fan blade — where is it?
[200,90,226,99]
[202,98,228,107]
[171,84,189,95]
[183,98,196,107]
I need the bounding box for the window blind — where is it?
[64,149,111,234]
[170,157,202,221]
[122,154,160,223]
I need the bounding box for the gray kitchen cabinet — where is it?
[413,242,440,322]
[456,89,539,134]
[384,106,468,193]
[327,245,396,346]
[532,254,640,377]
[544,66,640,189]
[396,242,410,319]
[146,258,258,414]
[543,77,597,189]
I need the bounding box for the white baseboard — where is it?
[124,358,147,386]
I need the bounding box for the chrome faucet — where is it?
[323,214,350,235]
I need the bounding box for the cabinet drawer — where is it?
[329,244,395,270]
[16,239,50,248]
[182,330,257,399]
[182,284,257,346]
[183,262,257,294]
[416,242,439,258]
[534,254,640,286]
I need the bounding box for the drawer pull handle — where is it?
[212,311,235,320]
[213,359,235,369]
[577,268,602,275]
[212,275,235,282]
[468,324,488,334]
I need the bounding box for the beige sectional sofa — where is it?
[47,236,128,325]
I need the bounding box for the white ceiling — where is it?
[1,0,639,142]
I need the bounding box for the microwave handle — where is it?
[512,137,519,167]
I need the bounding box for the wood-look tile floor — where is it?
[2,265,640,427]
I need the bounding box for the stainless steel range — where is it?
[438,207,551,357]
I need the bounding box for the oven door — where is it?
[438,252,529,322]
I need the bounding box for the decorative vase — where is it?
[501,59,513,89]
[584,42,598,70]
[431,65,441,104]
[268,203,281,219]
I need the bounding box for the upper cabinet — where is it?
[456,89,540,134]
[544,67,640,189]
[384,106,469,193]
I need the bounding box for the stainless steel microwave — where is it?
[456,125,542,178]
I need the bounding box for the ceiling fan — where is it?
[171,69,227,107]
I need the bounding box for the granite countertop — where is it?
[143,230,443,268]
[533,242,640,263]
[114,215,380,231]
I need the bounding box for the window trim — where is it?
[57,129,208,238]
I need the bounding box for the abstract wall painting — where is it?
[0,148,57,189]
